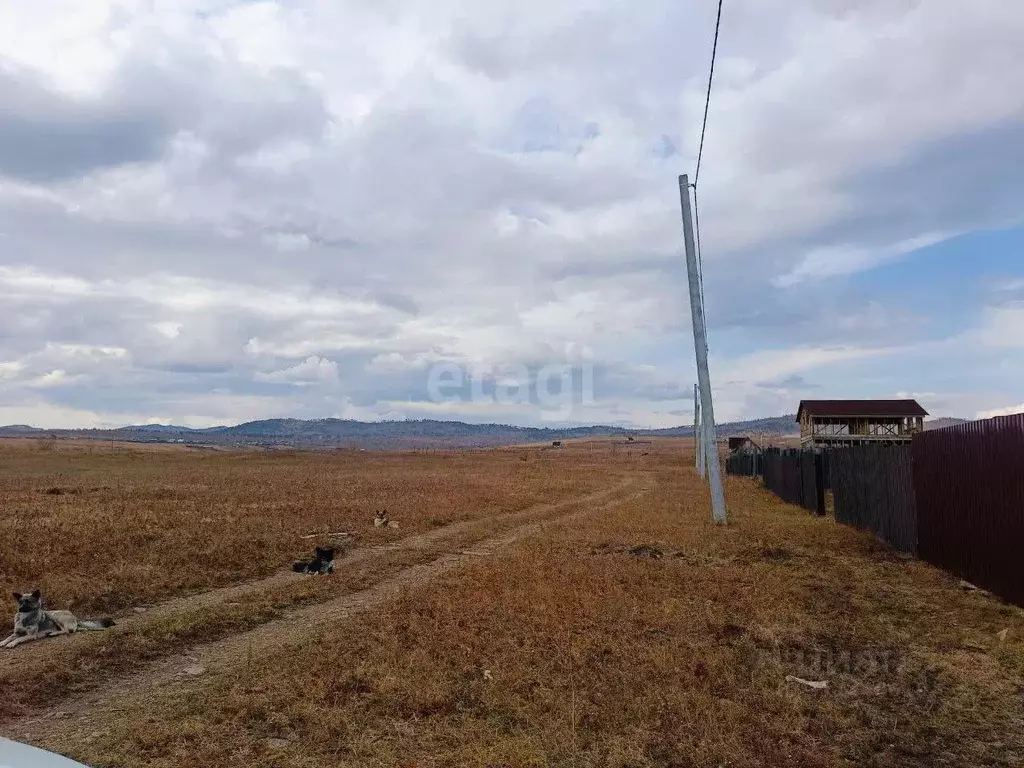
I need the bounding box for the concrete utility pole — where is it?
[694,382,705,478]
[678,174,726,525]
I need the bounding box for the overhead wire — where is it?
[694,0,724,188]
[691,0,724,352]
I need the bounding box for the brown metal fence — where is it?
[912,413,1024,606]
[760,449,825,515]
[762,449,800,506]
[819,450,832,491]
[801,452,826,517]
[725,451,761,477]
[831,444,918,554]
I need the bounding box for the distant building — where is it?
[797,399,928,448]
[728,436,759,452]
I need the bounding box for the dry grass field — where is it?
[1,438,1022,767]
[0,438,612,615]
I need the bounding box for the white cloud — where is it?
[774,232,955,287]
[974,305,1024,349]
[0,0,1022,428]
[253,355,341,387]
[715,344,897,386]
[44,343,129,360]
[0,361,25,379]
[263,231,312,252]
[26,369,84,388]
[977,403,1024,419]
[153,322,182,339]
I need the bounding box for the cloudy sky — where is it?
[1,0,1022,429]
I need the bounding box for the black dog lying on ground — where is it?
[292,546,336,575]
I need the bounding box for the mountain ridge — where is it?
[0,414,799,449]
[0,413,971,450]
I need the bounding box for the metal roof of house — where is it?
[796,399,929,421]
[728,435,761,447]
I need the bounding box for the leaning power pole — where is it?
[694,382,705,478]
[678,174,726,524]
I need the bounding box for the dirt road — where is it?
[2,475,651,748]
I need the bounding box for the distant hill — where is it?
[126,424,218,433]
[647,414,797,438]
[0,414,801,450]
[924,417,969,431]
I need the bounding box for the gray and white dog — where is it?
[1,590,115,649]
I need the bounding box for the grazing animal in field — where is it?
[292,546,336,575]
[2,590,115,649]
[373,509,399,529]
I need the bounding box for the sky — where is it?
[0,0,1022,429]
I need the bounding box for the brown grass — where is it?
[0,480,637,719]
[4,442,1021,767]
[0,439,614,615]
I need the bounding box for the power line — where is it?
[694,0,724,186]
[691,0,724,351]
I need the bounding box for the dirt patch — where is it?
[731,543,806,564]
[758,545,798,562]
[591,542,666,559]
[710,621,747,642]
[628,544,664,559]
[41,486,82,496]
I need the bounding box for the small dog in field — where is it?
[2,590,115,649]
[292,546,336,575]
[373,509,399,529]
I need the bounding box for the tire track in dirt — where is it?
[0,476,636,674]
[2,479,652,744]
